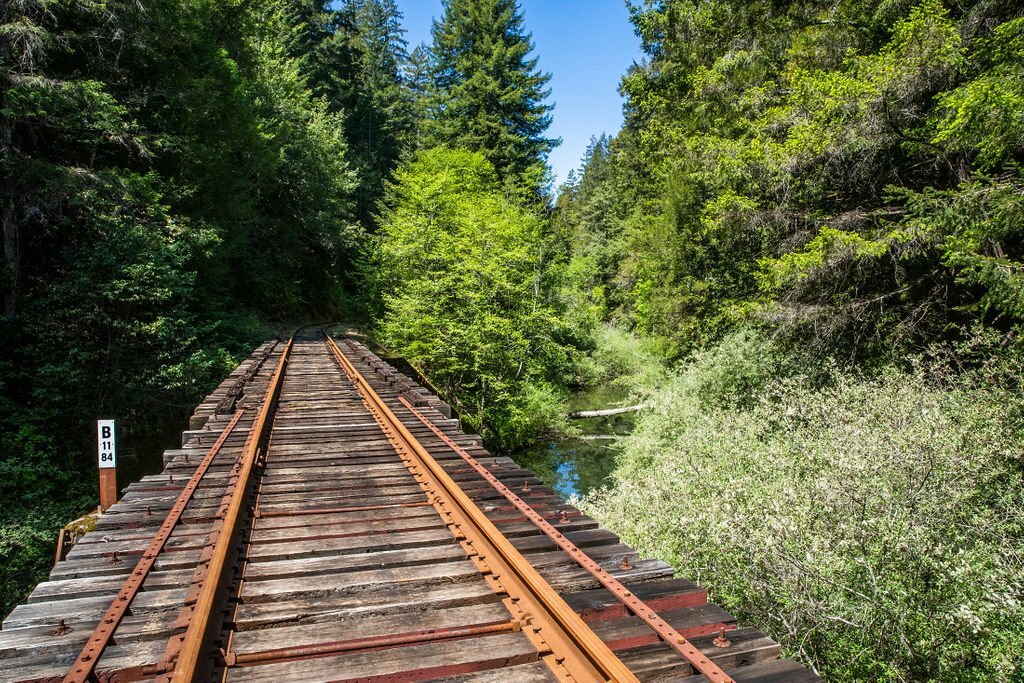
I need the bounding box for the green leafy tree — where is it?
[556,135,639,321]
[560,0,1024,359]
[372,148,581,448]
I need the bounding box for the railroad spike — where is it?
[713,628,732,648]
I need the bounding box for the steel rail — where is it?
[62,408,247,683]
[397,394,736,683]
[165,337,293,683]
[216,437,272,683]
[325,336,638,683]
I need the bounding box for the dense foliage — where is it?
[287,0,415,224]
[558,0,1024,360]
[367,0,576,448]
[0,0,398,614]
[584,331,1024,680]
[0,0,568,614]
[3,2,1023,679]
[559,1,1024,678]
[371,148,583,448]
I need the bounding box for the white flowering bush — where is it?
[583,332,1024,680]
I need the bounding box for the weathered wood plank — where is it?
[0,336,816,683]
[233,581,500,631]
[230,602,512,654]
[223,632,539,683]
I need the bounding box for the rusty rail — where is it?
[326,336,638,682]
[38,333,732,682]
[397,394,735,683]
[162,337,293,682]
[62,409,246,683]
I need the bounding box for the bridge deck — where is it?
[1,334,818,682]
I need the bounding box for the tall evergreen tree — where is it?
[336,0,412,224]
[278,0,412,226]
[281,0,344,102]
[404,43,433,150]
[429,0,558,184]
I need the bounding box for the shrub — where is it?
[587,325,667,392]
[583,332,1024,680]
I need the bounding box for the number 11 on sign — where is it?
[97,419,117,511]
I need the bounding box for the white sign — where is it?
[97,420,116,469]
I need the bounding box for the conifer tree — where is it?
[404,43,433,150]
[429,0,557,184]
[335,0,412,225]
[279,0,412,226]
[281,0,344,102]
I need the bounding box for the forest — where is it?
[1,0,1022,680]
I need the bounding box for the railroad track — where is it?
[1,331,818,682]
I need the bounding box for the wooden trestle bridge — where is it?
[1,330,819,682]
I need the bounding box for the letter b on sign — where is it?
[97,420,116,469]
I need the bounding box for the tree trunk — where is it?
[2,116,16,321]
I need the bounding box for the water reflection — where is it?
[513,383,637,499]
[513,436,622,499]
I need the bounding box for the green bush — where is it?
[583,332,1024,680]
[585,325,667,392]
[371,148,587,449]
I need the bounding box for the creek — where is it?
[511,383,635,499]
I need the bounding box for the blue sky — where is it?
[395,0,643,185]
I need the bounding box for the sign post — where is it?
[97,419,117,512]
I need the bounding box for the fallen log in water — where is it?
[569,404,646,419]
